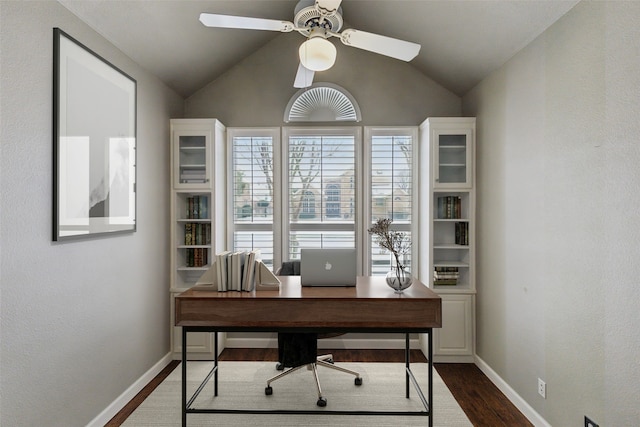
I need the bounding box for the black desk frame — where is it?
[181,326,434,427]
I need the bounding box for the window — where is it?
[365,128,417,275]
[227,126,416,275]
[284,127,360,262]
[227,128,279,270]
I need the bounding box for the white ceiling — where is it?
[59,0,578,98]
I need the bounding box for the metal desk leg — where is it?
[428,328,433,427]
[182,327,187,427]
[404,331,434,426]
[405,333,410,398]
[214,332,218,396]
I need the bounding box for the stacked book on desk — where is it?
[193,250,280,291]
[433,267,459,286]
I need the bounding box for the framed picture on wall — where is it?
[52,28,137,241]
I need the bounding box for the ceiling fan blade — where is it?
[339,29,421,61]
[294,63,315,88]
[199,13,294,32]
[315,0,343,14]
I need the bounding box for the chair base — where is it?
[265,354,363,406]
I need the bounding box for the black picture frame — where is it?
[53,28,137,241]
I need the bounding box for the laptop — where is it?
[300,248,357,287]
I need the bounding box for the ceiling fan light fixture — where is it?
[299,37,336,72]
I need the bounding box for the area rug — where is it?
[122,361,472,426]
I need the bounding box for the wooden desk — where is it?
[175,276,442,426]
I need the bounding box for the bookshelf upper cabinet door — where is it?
[173,130,212,189]
[433,128,473,189]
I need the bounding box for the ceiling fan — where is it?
[199,0,421,88]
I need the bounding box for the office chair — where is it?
[264,261,363,407]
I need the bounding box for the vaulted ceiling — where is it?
[59,0,578,98]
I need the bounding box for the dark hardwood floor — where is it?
[106,348,532,426]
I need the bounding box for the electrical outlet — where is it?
[584,416,599,427]
[537,378,546,398]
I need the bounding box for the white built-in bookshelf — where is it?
[419,117,476,362]
[169,119,226,360]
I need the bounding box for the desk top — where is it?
[175,276,441,331]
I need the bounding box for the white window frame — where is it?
[280,126,363,273]
[363,127,419,275]
[226,126,419,275]
[226,127,281,269]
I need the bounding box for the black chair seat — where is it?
[277,333,317,368]
[267,260,361,407]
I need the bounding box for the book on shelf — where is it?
[186,195,209,219]
[192,250,278,292]
[433,278,458,286]
[185,248,208,268]
[184,223,193,245]
[184,222,211,245]
[437,196,462,219]
[194,222,210,245]
[199,196,208,219]
[433,266,459,285]
[455,222,469,245]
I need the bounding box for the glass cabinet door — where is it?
[434,130,472,188]
[173,131,211,189]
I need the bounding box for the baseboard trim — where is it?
[433,354,475,363]
[474,355,551,427]
[225,336,422,349]
[86,352,173,427]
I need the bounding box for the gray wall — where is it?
[463,1,640,425]
[186,31,460,125]
[0,2,183,425]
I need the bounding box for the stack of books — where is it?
[433,267,459,286]
[194,249,280,292]
[213,250,261,291]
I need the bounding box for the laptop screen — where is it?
[300,248,357,287]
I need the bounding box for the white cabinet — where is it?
[170,119,227,359]
[419,117,476,362]
[430,123,473,189]
[433,294,475,362]
[172,119,224,190]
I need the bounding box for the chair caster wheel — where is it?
[316,397,327,407]
[265,386,273,395]
[355,377,363,386]
[276,362,284,371]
